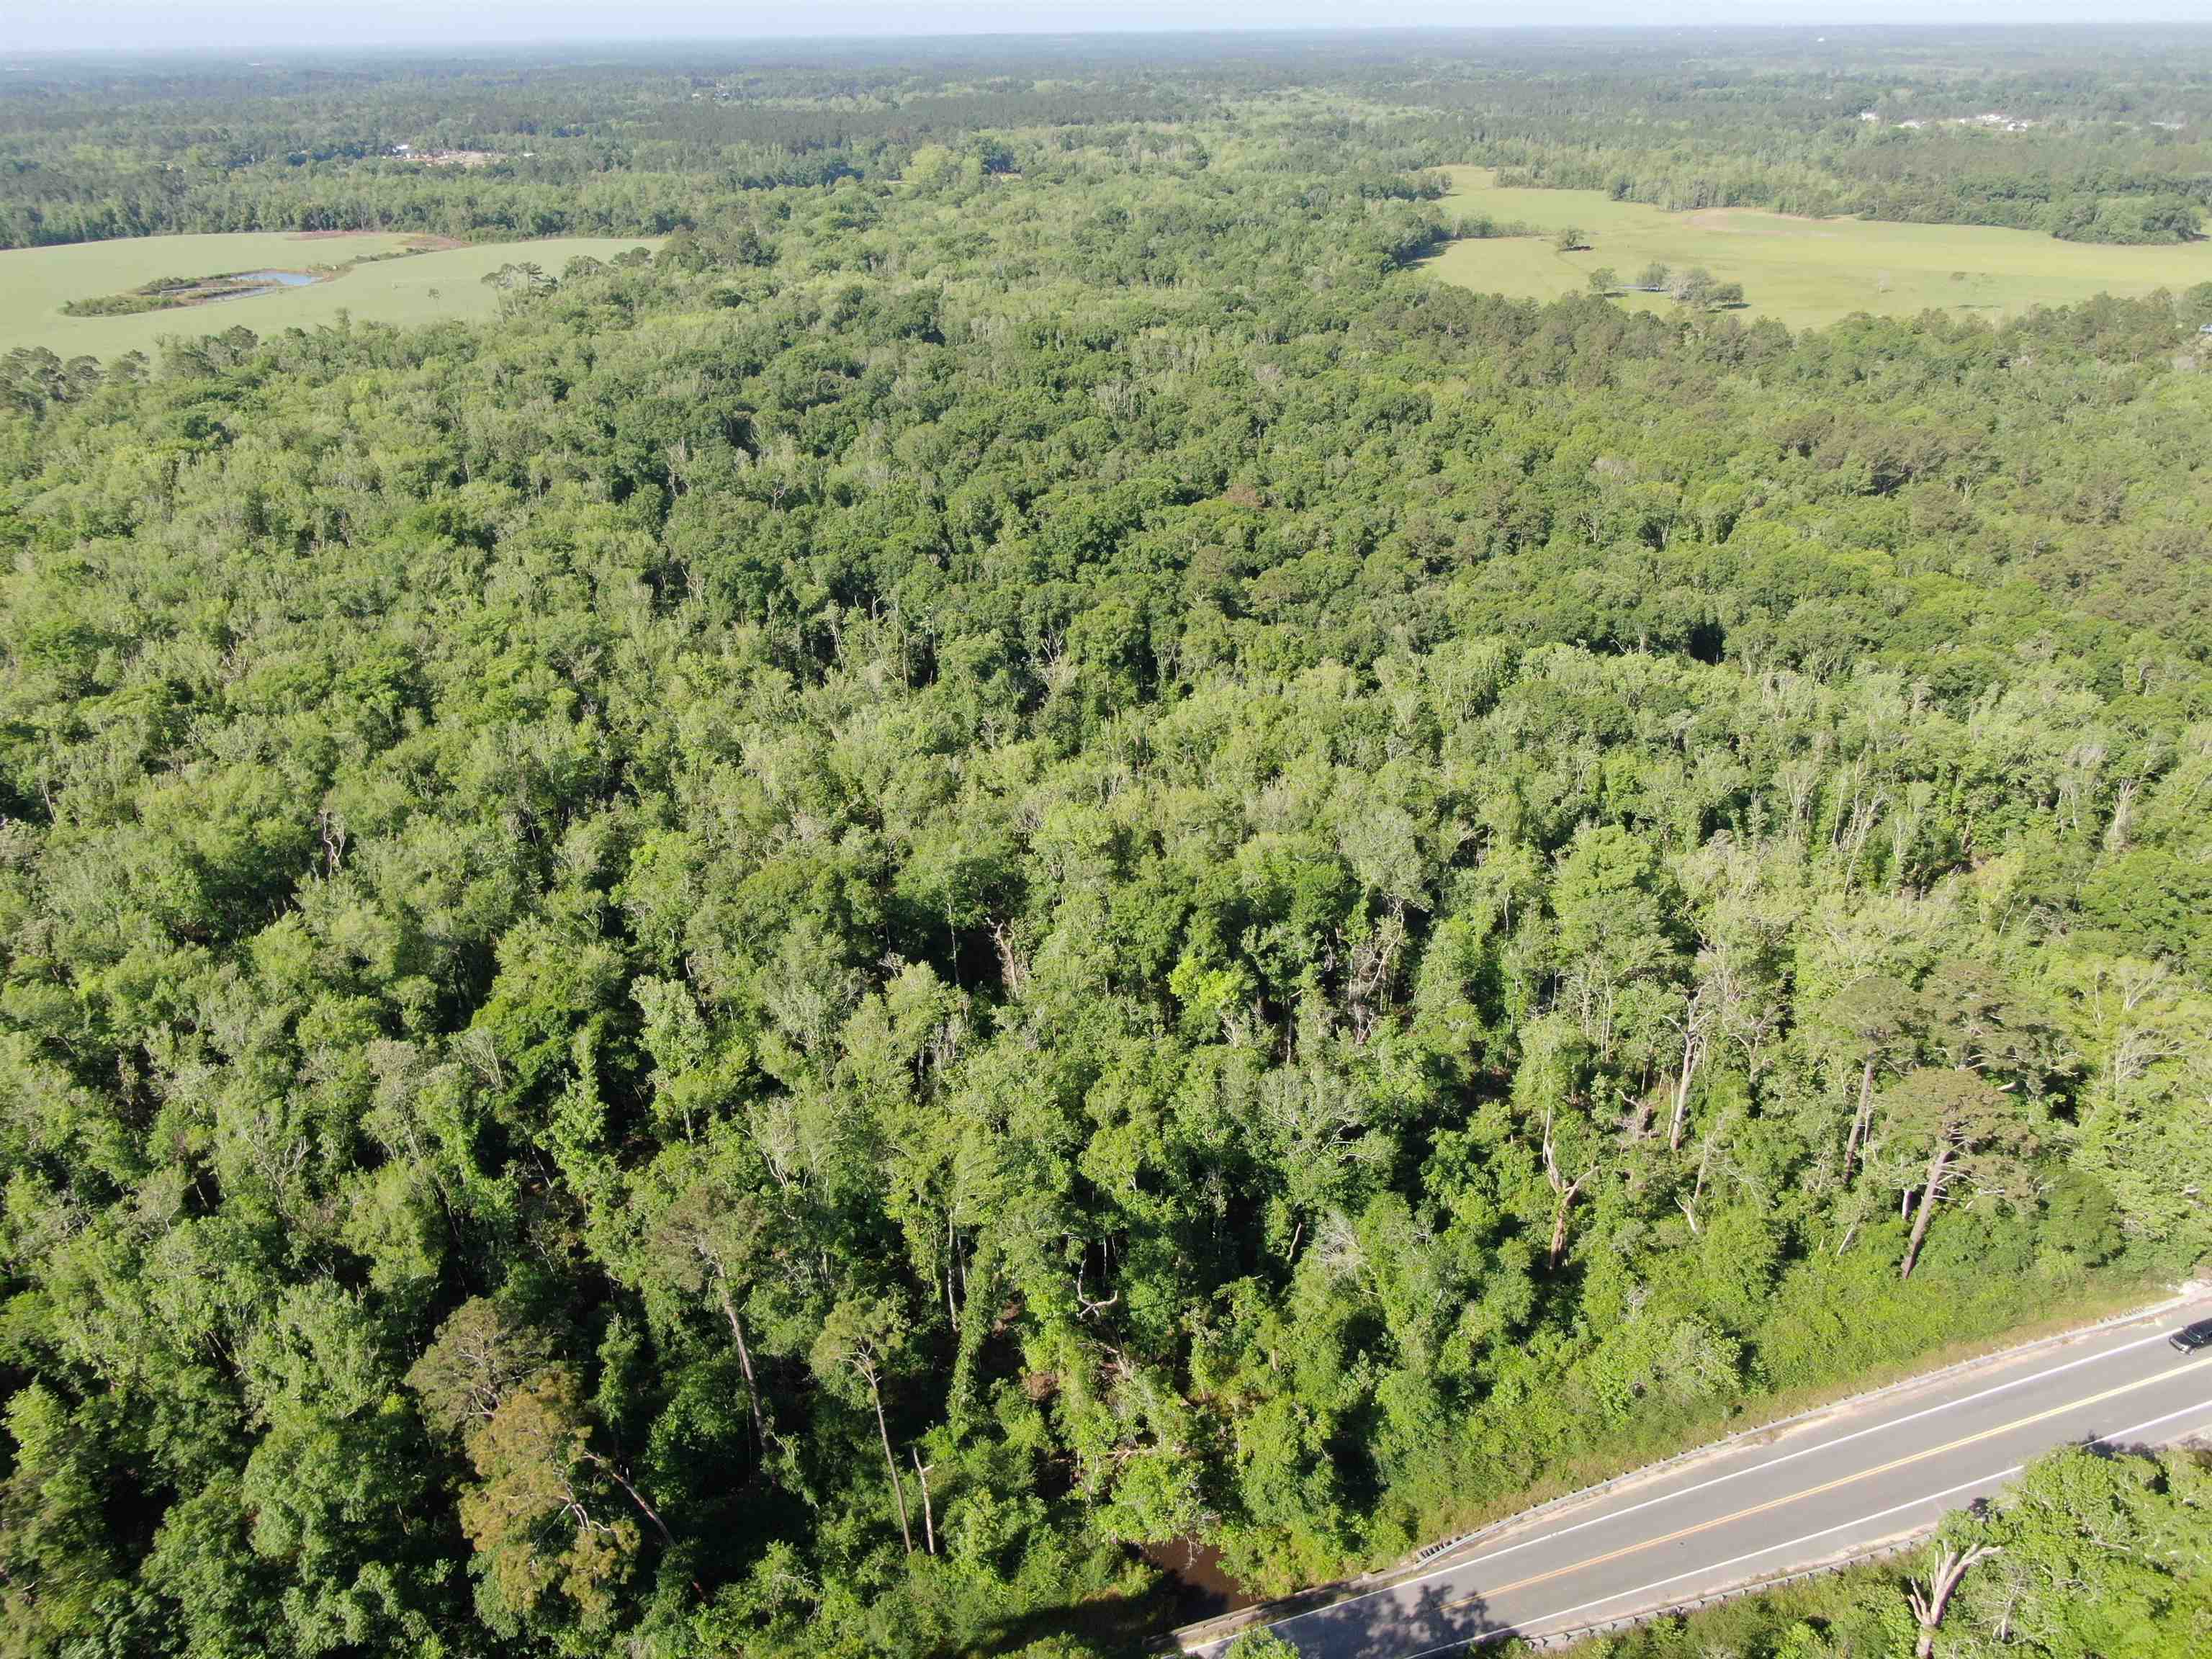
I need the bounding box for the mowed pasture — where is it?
[1426,167,2212,330]
[1,232,661,359]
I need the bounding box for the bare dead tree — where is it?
[1907,1541,1997,1658]
[1843,1041,1879,1184]
[1666,977,1714,1152]
[911,1448,938,1555]
[1542,1107,1599,1269]
[988,919,1031,999]
[1074,1246,1119,1320]
[1678,1110,1730,1236]
[1344,901,1409,1045]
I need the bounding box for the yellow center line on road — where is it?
[1445,1353,2209,1612]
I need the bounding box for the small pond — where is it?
[206,270,320,302]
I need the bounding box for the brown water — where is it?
[1141,1537,1258,1619]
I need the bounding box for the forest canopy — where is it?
[3,28,2212,1659]
[3,30,2211,248]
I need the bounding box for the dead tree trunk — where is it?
[1542,1109,1598,1270]
[592,1456,682,1556]
[1668,994,1709,1152]
[912,1448,937,1555]
[1901,1146,1953,1280]
[1908,1542,1997,1658]
[1678,1112,1727,1236]
[863,1366,914,1554]
[1843,1054,1876,1182]
[712,1270,768,1448]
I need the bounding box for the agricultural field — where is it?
[0,231,660,359]
[1426,166,2212,329]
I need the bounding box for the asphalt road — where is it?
[1188,1296,2212,1659]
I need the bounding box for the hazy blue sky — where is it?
[4,3,2206,55]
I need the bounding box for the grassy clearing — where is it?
[1426,166,2212,331]
[1,232,661,359]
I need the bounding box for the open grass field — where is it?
[1,232,662,359]
[1426,167,2212,331]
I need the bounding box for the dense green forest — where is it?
[4,30,2211,250]
[5,30,2212,1659]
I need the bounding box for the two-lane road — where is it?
[1190,1298,2212,1659]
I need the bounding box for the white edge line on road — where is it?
[1383,1393,2212,1659]
[1426,1325,2182,1580]
[1197,1318,2192,1657]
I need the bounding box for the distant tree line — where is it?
[4,33,2211,248]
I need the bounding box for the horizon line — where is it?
[12,18,2212,63]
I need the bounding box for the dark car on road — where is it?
[2171,1319,2212,1353]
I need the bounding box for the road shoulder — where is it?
[1168,1282,2209,1655]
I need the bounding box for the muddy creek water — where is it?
[1141,1537,1259,1621]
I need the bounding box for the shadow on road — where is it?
[1281,1575,1495,1659]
